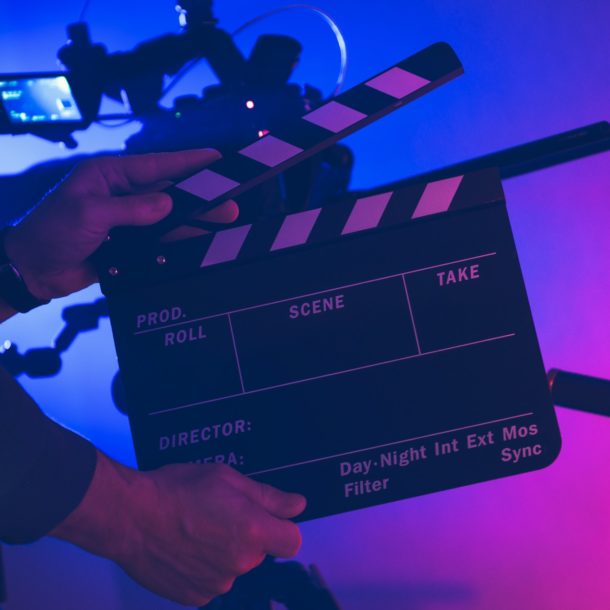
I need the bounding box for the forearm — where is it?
[0,297,16,323]
[0,366,97,544]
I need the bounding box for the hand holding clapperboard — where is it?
[95,43,561,520]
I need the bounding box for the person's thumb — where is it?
[101,192,173,229]
[247,480,307,520]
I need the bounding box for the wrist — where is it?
[0,228,51,309]
[50,451,151,563]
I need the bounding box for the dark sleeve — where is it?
[0,366,97,544]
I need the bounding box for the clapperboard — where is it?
[98,43,561,520]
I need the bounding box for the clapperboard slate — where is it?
[98,44,561,520]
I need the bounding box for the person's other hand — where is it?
[52,453,306,607]
[4,150,237,301]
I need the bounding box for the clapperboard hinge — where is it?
[100,167,504,290]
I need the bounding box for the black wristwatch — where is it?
[0,228,50,313]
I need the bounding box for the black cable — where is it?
[96,119,136,129]
[160,59,202,101]
[160,4,349,102]
[78,0,93,22]
[232,4,348,97]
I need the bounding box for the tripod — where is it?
[205,557,342,610]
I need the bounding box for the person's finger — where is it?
[258,513,303,558]
[117,149,221,186]
[80,149,222,194]
[229,474,307,520]
[200,199,239,224]
[95,192,173,230]
[160,200,239,242]
[128,179,174,194]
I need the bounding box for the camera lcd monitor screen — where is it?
[0,75,82,124]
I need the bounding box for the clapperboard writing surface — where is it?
[99,167,562,520]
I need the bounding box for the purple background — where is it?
[1,0,609,608]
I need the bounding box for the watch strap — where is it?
[0,228,50,313]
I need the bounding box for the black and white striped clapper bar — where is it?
[105,42,464,243]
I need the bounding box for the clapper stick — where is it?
[102,42,463,250]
